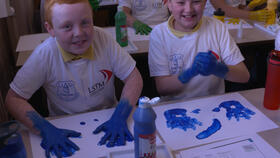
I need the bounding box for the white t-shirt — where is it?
[10,27,136,116]
[204,0,246,17]
[118,0,169,25]
[149,16,244,100]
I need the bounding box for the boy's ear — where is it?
[45,22,55,37]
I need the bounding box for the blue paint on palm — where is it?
[164,108,202,131]
[196,118,221,139]
[191,109,201,114]
[26,111,81,158]
[80,121,86,125]
[212,100,255,121]
[93,119,99,122]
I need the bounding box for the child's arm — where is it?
[5,89,81,157]
[122,6,152,35]
[154,75,187,96]
[225,62,250,83]
[120,67,143,107]
[210,0,272,22]
[5,89,39,133]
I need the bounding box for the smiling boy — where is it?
[5,0,143,157]
[148,0,250,100]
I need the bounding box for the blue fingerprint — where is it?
[216,100,256,121]
[192,109,201,114]
[80,121,86,125]
[164,108,202,131]
[212,107,220,112]
[51,146,76,157]
[196,118,221,139]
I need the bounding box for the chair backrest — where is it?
[0,91,10,123]
[40,0,47,32]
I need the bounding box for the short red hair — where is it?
[44,0,91,27]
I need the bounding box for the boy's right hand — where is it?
[27,111,81,158]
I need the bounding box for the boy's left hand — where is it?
[194,51,228,78]
[93,99,133,147]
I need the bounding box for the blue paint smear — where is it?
[105,137,133,148]
[93,119,99,122]
[212,107,220,112]
[196,118,221,139]
[212,100,256,121]
[191,109,201,114]
[164,108,202,131]
[51,146,76,157]
[80,121,86,125]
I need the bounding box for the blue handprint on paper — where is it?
[164,108,202,131]
[213,100,256,121]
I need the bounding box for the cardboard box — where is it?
[16,33,50,66]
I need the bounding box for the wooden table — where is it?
[20,88,280,157]
[15,24,274,67]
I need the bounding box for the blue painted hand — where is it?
[178,60,199,84]
[195,51,229,78]
[27,112,81,158]
[93,99,133,147]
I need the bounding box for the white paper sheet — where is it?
[154,92,278,150]
[179,133,280,158]
[254,22,280,36]
[29,108,163,158]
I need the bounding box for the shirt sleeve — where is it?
[10,42,49,99]
[118,0,132,9]
[148,25,170,77]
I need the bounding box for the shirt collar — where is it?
[167,15,202,38]
[56,41,94,62]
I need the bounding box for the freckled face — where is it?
[46,2,94,55]
[168,0,206,32]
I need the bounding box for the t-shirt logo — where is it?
[56,80,79,101]
[152,0,163,9]
[88,70,113,96]
[169,54,183,74]
[134,0,148,11]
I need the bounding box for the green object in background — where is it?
[89,0,100,11]
[115,6,128,47]
[133,20,152,35]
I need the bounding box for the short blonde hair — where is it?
[44,0,91,27]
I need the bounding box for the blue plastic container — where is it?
[0,121,27,158]
[133,97,157,158]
